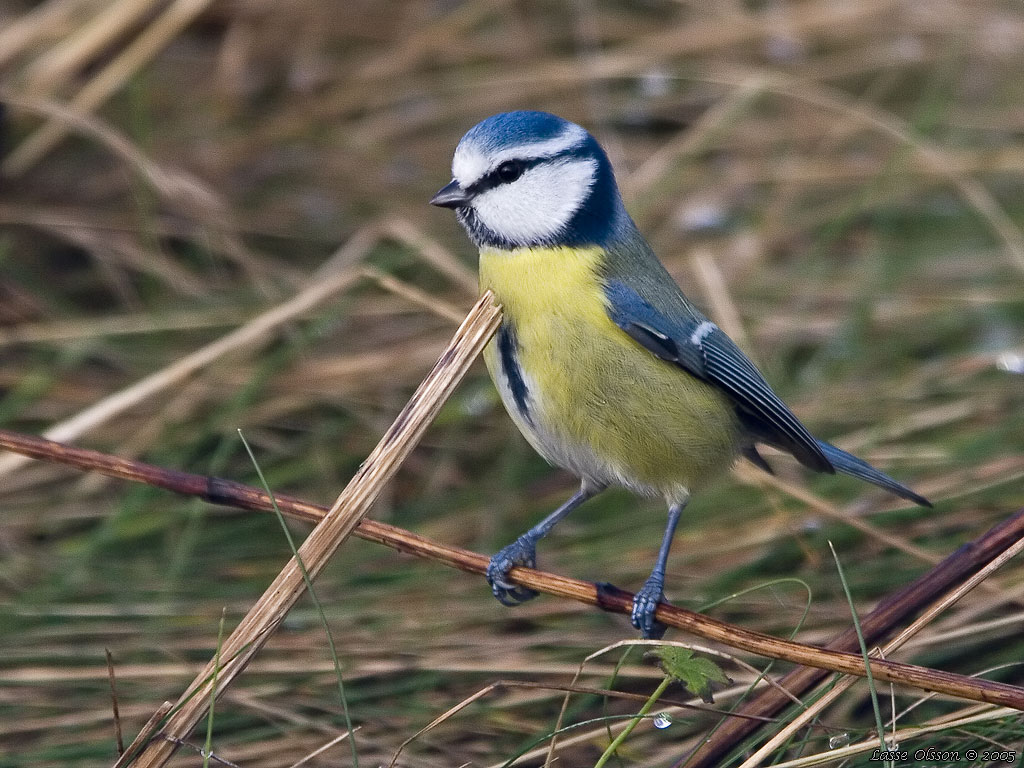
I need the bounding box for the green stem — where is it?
[594,676,672,768]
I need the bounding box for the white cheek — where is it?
[472,158,597,243]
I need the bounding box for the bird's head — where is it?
[431,111,628,249]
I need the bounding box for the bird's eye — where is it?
[495,160,525,183]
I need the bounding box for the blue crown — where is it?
[462,111,576,153]
[455,111,631,248]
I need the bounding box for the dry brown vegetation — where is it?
[2,1,1024,766]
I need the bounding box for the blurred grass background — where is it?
[1,0,1023,765]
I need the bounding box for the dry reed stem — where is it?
[0,235,372,478]
[283,730,357,768]
[359,265,468,324]
[124,291,501,768]
[623,76,767,199]
[496,680,811,768]
[713,67,1024,273]
[732,464,941,565]
[0,0,86,68]
[543,638,803,767]
[37,223,210,298]
[24,0,164,95]
[106,649,124,756]
[389,676,768,768]
[111,702,172,768]
[0,94,195,196]
[1,423,1023,715]
[3,702,168,739]
[691,248,750,351]
[387,686,497,768]
[0,94,273,284]
[4,0,215,176]
[381,219,478,294]
[0,308,252,346]
[2,659,668,686]
[686,506,1024,767]
[341,0,894,142]
[736,523,1024,766]
[771,706,1019,767]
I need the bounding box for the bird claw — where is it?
[487,538,539,606]
[631,577,668,639]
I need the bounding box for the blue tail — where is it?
[817,440,932,508]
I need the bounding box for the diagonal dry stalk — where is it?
[110,290,501,768]
[113,703,172,768]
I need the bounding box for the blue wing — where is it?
[603,278,834,474]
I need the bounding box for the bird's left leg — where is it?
[631,499,689,639]
[487,482,604,606]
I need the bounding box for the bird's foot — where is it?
[487,537,540,606]
[631,574,668,639]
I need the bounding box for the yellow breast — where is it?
[479,245,740,501]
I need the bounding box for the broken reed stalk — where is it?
[112,703,172,768]
[120,290,501,768]
[4,435,1024,722]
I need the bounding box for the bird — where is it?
[430,110,931,638]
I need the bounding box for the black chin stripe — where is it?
[497,322,532,425]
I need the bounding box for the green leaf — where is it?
[651,647,730,703]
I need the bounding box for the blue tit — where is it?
[431,110,930,638]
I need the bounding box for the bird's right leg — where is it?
[487,483,603,606]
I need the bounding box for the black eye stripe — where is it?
[466,147,581,196]
[467,158,540,195]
